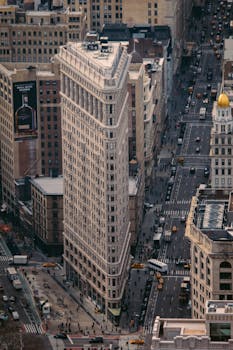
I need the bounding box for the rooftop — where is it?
[67,40,122,70]
[192,188,232,241]
[206,300,233,316]
[31,177,63,196]
[224,38,233,60]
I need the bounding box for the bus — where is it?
[199,107,206,120]
[147,259,168,274]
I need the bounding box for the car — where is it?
[166,194,171,201]
[191,101,196,107]
[190,167,196,174]
[180,216,186,223]
[2,295,8,302]
[144,202,154,209]
[195,137,200,142]
[131,263,144,269]
[172,226,177,233]
[155,272,162,280]
[207,84,211,90]
[9,296,16,302]
[8,306,15,313]
[196,147,200,153]
[42,262,57,268]
[0,312,8,321]
[130,339,144,345]
[54,333,67,339]
[171,166,176,176]
[184,264,191,270]
[204,167,210,177]
[203,98,209,104]
[89,337,104,344]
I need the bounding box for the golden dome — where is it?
[217,93,230,108]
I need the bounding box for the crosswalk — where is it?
[158,257,191,264]
[165,199,191,205]
[0,256,11,272]
[163,209,189,217]
[23,323,44,334]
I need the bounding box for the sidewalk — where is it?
[52,271,124,335]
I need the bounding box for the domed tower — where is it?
[213,93,232,134]
[210,92,233,189]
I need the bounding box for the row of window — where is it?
[214,147,232,155]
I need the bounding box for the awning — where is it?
[108,308,121,317]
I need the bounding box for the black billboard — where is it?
[13,81,37,140]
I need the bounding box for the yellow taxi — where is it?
[42,262,57,268]
[177,157,184,165]
[157,284,163,291]
[130,339,145,345]
[131,263,144,269]
[184,263,191,270]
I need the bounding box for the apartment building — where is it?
[185,185,233,319]
[210,93,233,189]
[57,35,131,322]
[31,176,63,256]
[151,301,233,349]
[0,4,86,63]
[0,62,61,213]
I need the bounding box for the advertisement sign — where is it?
[13,81,37,140]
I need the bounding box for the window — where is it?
[220,283,231,290]
[210,323,231,341]
[220,272,232,279]
[220,261,231,268]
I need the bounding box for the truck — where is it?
[6,267,18,282]
[10,255,28,265]
[12,279,22,290]
[199,107,206,120]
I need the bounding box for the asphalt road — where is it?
[131,1,229,341]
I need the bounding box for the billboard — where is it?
[13,81,37,140]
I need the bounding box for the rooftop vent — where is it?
[208,304,216,312]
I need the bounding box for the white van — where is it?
[177,138,183,145]
[12,311,19,321]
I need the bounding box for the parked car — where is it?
[89,337,104,344]
[2,295,8,302]
[190,167,196,174]
[54,333,67,339]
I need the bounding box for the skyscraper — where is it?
[57,35,131,321]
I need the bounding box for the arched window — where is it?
[220,261,231,268]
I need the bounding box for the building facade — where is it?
[0,62,61,213]
[185,186,233,319]
[128,60,145,245]
[0,4,86,63]
[57,36,131,321]
[31,177,63,256]
[210,93,233,189]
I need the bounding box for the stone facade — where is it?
[57,38,131,322]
